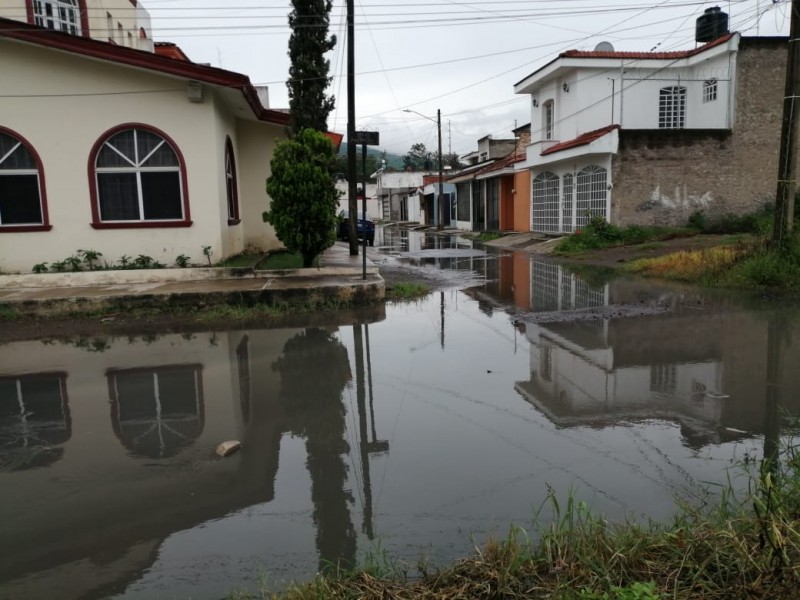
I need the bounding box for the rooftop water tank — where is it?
[696,6,729,43]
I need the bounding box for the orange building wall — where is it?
[512,169,531,232]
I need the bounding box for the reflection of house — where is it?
[0,1,303,272]
[109,365,205,459]
[513,9,791,233]
[0,310,386,598]
[450,125,531,232]
[517,318,728,449]
[0,372,71,470]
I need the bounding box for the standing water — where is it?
[2,229,799,599]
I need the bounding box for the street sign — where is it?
[351,131,380,146]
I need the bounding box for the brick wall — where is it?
[611,38,788,227]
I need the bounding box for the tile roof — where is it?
[475,152,525,176]
[560,32,734,61]
[540,124,619,156]
[0,17,291,127]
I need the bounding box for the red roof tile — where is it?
[0,17,291,127]
[561,33,734,61]
[540,125,619,156]
[154,42,191,62]
[475,152,525,176]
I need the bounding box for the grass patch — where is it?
[554,216,693,256]
[236,432,800,599]
[218,252,266,268]
[0,304,21,321]
[626,237,800,290]
[386,282,431,301]
[255,251,319,270]
[477,231,504,242]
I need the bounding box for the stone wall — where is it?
[611,37,788,227]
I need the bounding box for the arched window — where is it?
[31,0,82,35]
[531,171,559,233]
[225,138,240,224]
[0,127,50,232]
[576,165,608,228]
[659,86,686,129]
[89,125,191,228]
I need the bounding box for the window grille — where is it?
[531,171,559,233]
[33,0,80,35]
[576,165,608,228]
[659,86,686,128]
[703,79,718,103]
[561,173,574,233]
[650,364,677,394]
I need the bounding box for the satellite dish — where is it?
[594,41,615,52]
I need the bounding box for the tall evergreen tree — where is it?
[287,0,336,134]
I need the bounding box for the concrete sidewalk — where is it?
[0,242,384,315]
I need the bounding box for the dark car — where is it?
[338,209,375,246]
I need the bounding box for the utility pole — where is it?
[346,0,358,256]
[437,109,444,230]
[773,0,800,247]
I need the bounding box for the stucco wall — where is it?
[0,41,283,272]
[512,169,531,232]
[611,39,787,227]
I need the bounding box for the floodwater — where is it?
[2,228,800,599]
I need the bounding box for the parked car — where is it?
[338,209,375,246]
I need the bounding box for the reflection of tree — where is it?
[272,328,356,572]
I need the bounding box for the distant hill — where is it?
[338,143,404,170]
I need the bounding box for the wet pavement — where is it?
[2,226,799,599]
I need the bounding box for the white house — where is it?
[0,1,314,273]
[375,171,425,222]
[514,8,791,233]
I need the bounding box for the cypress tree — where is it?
[287,0,336,134]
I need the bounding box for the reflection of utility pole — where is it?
[353,325,389,540]
[763,316,784,469]
[440,291,445,350]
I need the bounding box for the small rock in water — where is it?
[215,440,241,457]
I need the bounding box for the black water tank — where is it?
[696,6,729,43]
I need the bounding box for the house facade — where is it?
[375,171,425,222]
[514,17,790,234]
[0,4,295,273]
[450,125,531,232]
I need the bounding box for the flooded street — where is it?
[3,228,800,599]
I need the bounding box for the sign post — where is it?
[351,131,380,280]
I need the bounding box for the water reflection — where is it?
[0,373,71,470]
[109,365,204,459]
[273,328,356,571]
[3,247,800,599]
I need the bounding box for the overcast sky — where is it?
[148,0,790,155]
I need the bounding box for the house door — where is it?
[472,180,485,231]
[486,179,500,230]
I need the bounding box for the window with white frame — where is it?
[93,128,185,224]
[543,100,554,140]
[33,0,81,35]
[703,79,718,103]
[0,130,46,228]
[659,86,686,129]
[531,171,559,233]
[576,165,608,228]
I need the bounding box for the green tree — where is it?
[443,152,464,170]
[287,0,336,134]
[264,129,339,267]
[402,142,434,171]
